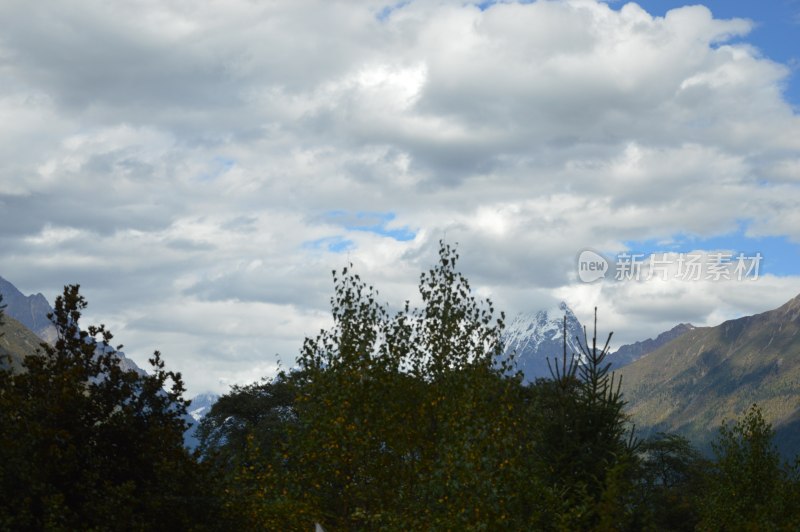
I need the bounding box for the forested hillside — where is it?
[621,294,800,457]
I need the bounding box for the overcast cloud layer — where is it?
[2,0,799,395]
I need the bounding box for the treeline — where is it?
[1,244,799,530]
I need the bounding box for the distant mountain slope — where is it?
[620,294,800,456]
[184,392,220,450]
[0,275,57,344]
[0,315,45,371]
[503,302,585,382]
[1,275,203,449]
[0,275,144,375]
[188,393,219,423]
[609,323,695,370]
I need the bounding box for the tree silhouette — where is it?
[698,404,800,530]
[534,309,640,529]
[0,285,218,530]
[223,242,547,529]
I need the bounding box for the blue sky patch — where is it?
[622,226,800,276]
[323,211,417,241]
[303,236,355,253]
[196,156,236,182]
[376,1,410,21]
[601,0,800,108]
[213,155,236,170]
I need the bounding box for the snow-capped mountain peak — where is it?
[502,301,585,382]
[188,392,219,422]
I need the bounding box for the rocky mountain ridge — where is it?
[502,302,586,382]
[619,293,800,456]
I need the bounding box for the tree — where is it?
[637,433,705,531]
[0,285,218,530]
[530,311,641,529]
[198,374,297,471]
[697,403,800,531]
[224,242,549,529]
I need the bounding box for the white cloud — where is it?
[1,0,799,394]
[557,271,800,348]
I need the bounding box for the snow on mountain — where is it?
[502,301,586,382]
[183,392,219,449]
[188,392,219,422]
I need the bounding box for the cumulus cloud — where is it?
[1,0,799,394]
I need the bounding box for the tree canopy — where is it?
[201,243,644,529]
[0,285,220,530]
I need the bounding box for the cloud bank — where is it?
[1,0,799,394]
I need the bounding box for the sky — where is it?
[1,0,799,396]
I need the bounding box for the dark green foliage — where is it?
[210,242,555,529]
[640,433,702,490]
[697,404,800,531]
[10,255,798,529]
[0,285,220,530]
[531,311,642,530]
[206,243,800,530]
[209,244,699,530]
[0,292,5,337]
[197,375,297,470]
[637,433,706,530]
